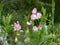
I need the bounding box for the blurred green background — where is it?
[0,0,60,45]
[0,0,60,24]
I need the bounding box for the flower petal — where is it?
[32,8,37,14]
[36,12,42,19]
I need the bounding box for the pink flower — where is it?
[14,22,21,31]
[31,14,37,20]
[32,8,37,14]
[36,12,42,19]
[31,8,42,20]
[38,24,43,30]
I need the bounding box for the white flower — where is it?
[17,21,19,24]
[27,21,31,25]
[27,20,32,25]
[33,26,38,31]
[15,37,18,42]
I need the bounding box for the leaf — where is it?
[2,16,6,26]
[6,14,12,25]
[2,14,12,26]
[42,6,46,16]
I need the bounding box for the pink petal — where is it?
[14,22,17,25]
[14,22,21,30]
[16,24,21,30]
[32,8,37,14]
[31,14,37,20]
[38,24,43,30]
[36,12,42,19]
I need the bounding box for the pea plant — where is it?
[0,0,57,45]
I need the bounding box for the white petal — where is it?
[27,21,31,25]
[15,37,18,42]
[33,26,38,31]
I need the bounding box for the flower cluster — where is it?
[27,8,48,31]
[31,8,42,20]
[14,21,21,31]
[27,8,43,31]
[33,23,43,31]
[0,3,55,45]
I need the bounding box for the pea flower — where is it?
[27,20,32,25]
[31,14,37,20]
[31,8,42,20]
[38,24,43,30]
[36,12,42,19]
[33,26,38,31]
[14,21,21,31]
[32,8,37,14]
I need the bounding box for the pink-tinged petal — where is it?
[38,24,43,30]
[14,22,17,26]
[31,14,37,20]
[15,24,21,30]
[33,26,38,31]
[14,22,21,31]
[36,12,42,19]
[32,8,37,13]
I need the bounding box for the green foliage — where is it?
[2,14,12,26]
[0,0,57,45]
[0,3,4,16]
[52,0,55,25]
[2,14,13,33]
[56,23,60,34]
[41,6,48,24]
